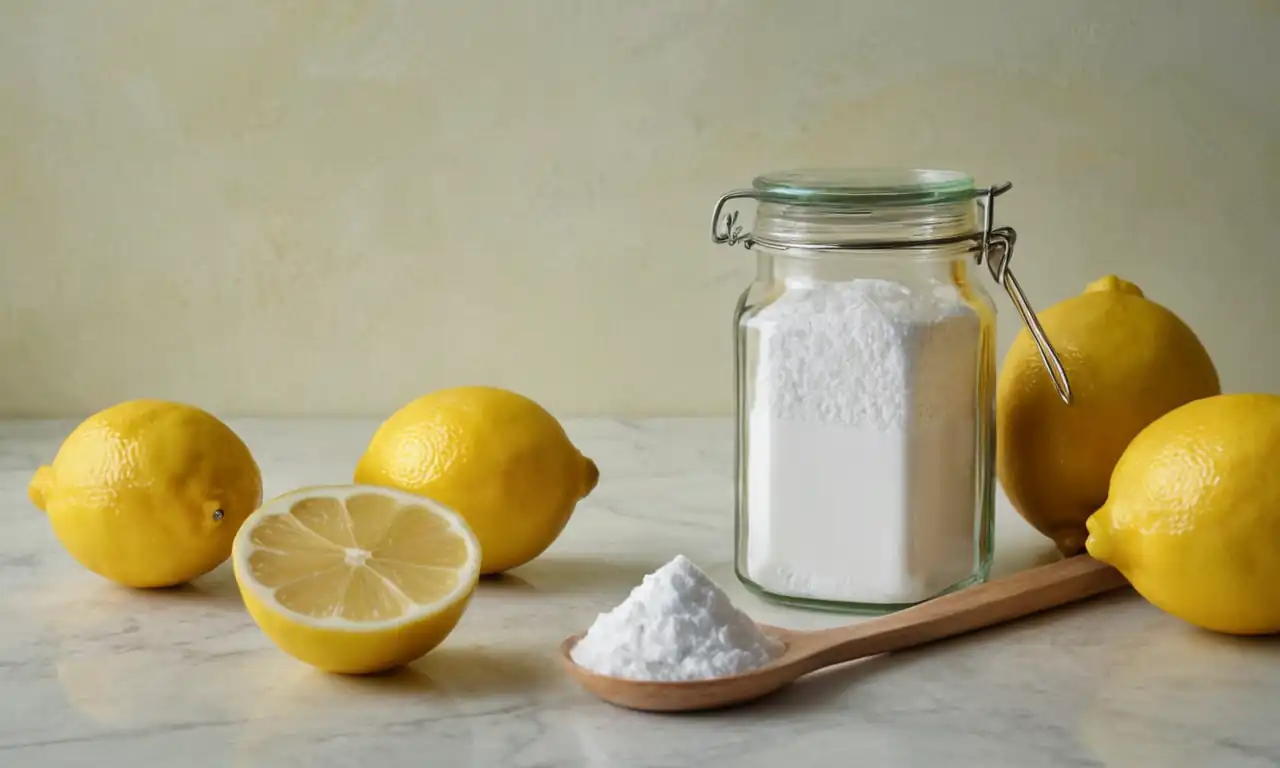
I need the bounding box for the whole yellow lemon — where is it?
[28,399,263,588]
[996,276,1219,555]
[354,386,599,574]
[1086,393,1280,635]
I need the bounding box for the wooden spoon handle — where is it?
[796,555,1128,673]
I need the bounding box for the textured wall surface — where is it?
[2,0,1277,416]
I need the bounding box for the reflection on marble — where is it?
[2,418,1278,766]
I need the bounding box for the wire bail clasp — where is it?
[710,189,758,248]
[977,183,1072,404]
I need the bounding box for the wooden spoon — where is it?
[559,555,1127,713]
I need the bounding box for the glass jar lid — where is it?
[751,168,979,208]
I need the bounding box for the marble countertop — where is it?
[2,418,1277,767]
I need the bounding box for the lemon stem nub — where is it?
[1084,275,1144,297]
[582,457,600,498]
[1083,510,1117,566]
[28,466,53,512]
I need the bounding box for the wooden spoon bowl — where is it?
[560,555,1128,713]
[560,628,808,712]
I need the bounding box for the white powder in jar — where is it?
[743,278,981,605]
[570,555,784,681]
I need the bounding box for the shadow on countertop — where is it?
[480,555,667,597]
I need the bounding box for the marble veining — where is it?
[2,418,1278,767]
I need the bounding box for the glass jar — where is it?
[712,169,1070,614]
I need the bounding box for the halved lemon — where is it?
[231,484,481,674]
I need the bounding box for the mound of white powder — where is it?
[570,555,784,681]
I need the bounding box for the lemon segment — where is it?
[232,485,481,674]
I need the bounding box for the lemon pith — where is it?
[28,399,262,588]
[1086,394,1280,635]
[354,386,599,574]
[996,275,1219,555]
[232,484,481,674]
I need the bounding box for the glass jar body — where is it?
[733,234,997,613]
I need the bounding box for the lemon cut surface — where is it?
[232,485,481,674]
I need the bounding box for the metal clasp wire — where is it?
[711,189,758,248]
[975,184,1072,404]
[710,181,1073,404]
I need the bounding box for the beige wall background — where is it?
[1,0,1277,417]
